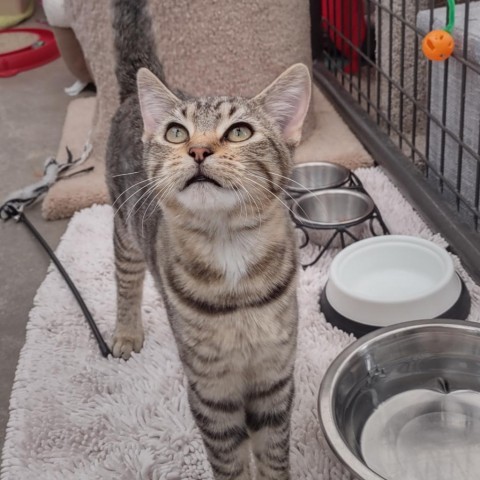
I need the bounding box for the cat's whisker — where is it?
[240,179,263,224]
[149,178,176,212]
[243,174,294,213]
[238,187,250,224]
[158,177,178,202]
[111,172,168,208]
[127,173,179,223]
[228,177,252,224]
[140,184,168,234]
[125,181,161,222]
[247,172,304,212]
[112,177,153,207]
[141,194,161,233]
[270,171,320,198]
[139,181,169,214]
[112,170,142,178]
[273,184,304,212]
[242,181,277,225]
[261,175,304,205]
[143,180,177,226]
[236,182,263,227]
[141,181,172,235]
[154,179,176,205]
[140,196,156,236]
[228,181,248,223]
[113,180,158,217]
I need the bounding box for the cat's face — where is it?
[137,64,311,219]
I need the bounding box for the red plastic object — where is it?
[321,0,367,74]
[0,28,60,78]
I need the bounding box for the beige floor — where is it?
[0,9,89,452]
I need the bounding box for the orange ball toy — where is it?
[422,30,455,61]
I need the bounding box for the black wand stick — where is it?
[4,205,112,358]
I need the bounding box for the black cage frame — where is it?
[310,0,480,281]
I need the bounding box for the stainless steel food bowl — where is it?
[292,189,374,228]
[287,162,351,197]
[319,320,480,480]
[291,189,374,246]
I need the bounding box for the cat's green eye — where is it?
[165,124,189,143]
[225,124,253,143]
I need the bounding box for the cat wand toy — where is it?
[422,0,456,61]
[2,204,112,358]
[0,150,111,358]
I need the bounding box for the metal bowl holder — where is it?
[291,172,390,269]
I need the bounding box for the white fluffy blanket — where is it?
[1,168,479,480]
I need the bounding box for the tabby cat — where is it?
[107,0,311,478]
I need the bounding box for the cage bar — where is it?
[313,0,480,280]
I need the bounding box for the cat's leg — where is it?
[111,220,146,359]
[186,374,250,480]
[246,370,295,480]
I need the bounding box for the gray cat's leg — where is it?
[247,373,294,480]
[187,378,250,480]
[111,221,146,359]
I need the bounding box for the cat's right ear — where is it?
[137,68,180,140]
[254,64,311,147]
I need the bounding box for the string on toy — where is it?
[445,0,455,34]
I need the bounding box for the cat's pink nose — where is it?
[188,147,212,163]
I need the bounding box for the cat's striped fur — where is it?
[107,1,311,478]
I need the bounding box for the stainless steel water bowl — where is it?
[287,162,351,196]
[319,320,480,480]
[292,189,375,228]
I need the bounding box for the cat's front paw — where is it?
[112,327,144,360]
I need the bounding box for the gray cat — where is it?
[107,0,311,478]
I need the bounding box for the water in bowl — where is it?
[350,268,438,301]
[361,389,480,480]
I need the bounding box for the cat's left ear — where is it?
[254,64,311,146]
[137,68,181,140]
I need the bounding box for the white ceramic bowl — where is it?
[325,235,462,326]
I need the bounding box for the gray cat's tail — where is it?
[112,0,165,102]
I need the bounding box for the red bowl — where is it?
[0,28,60,78]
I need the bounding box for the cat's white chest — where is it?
[211,233,256,285]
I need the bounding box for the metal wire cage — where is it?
[311,0,480,281]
